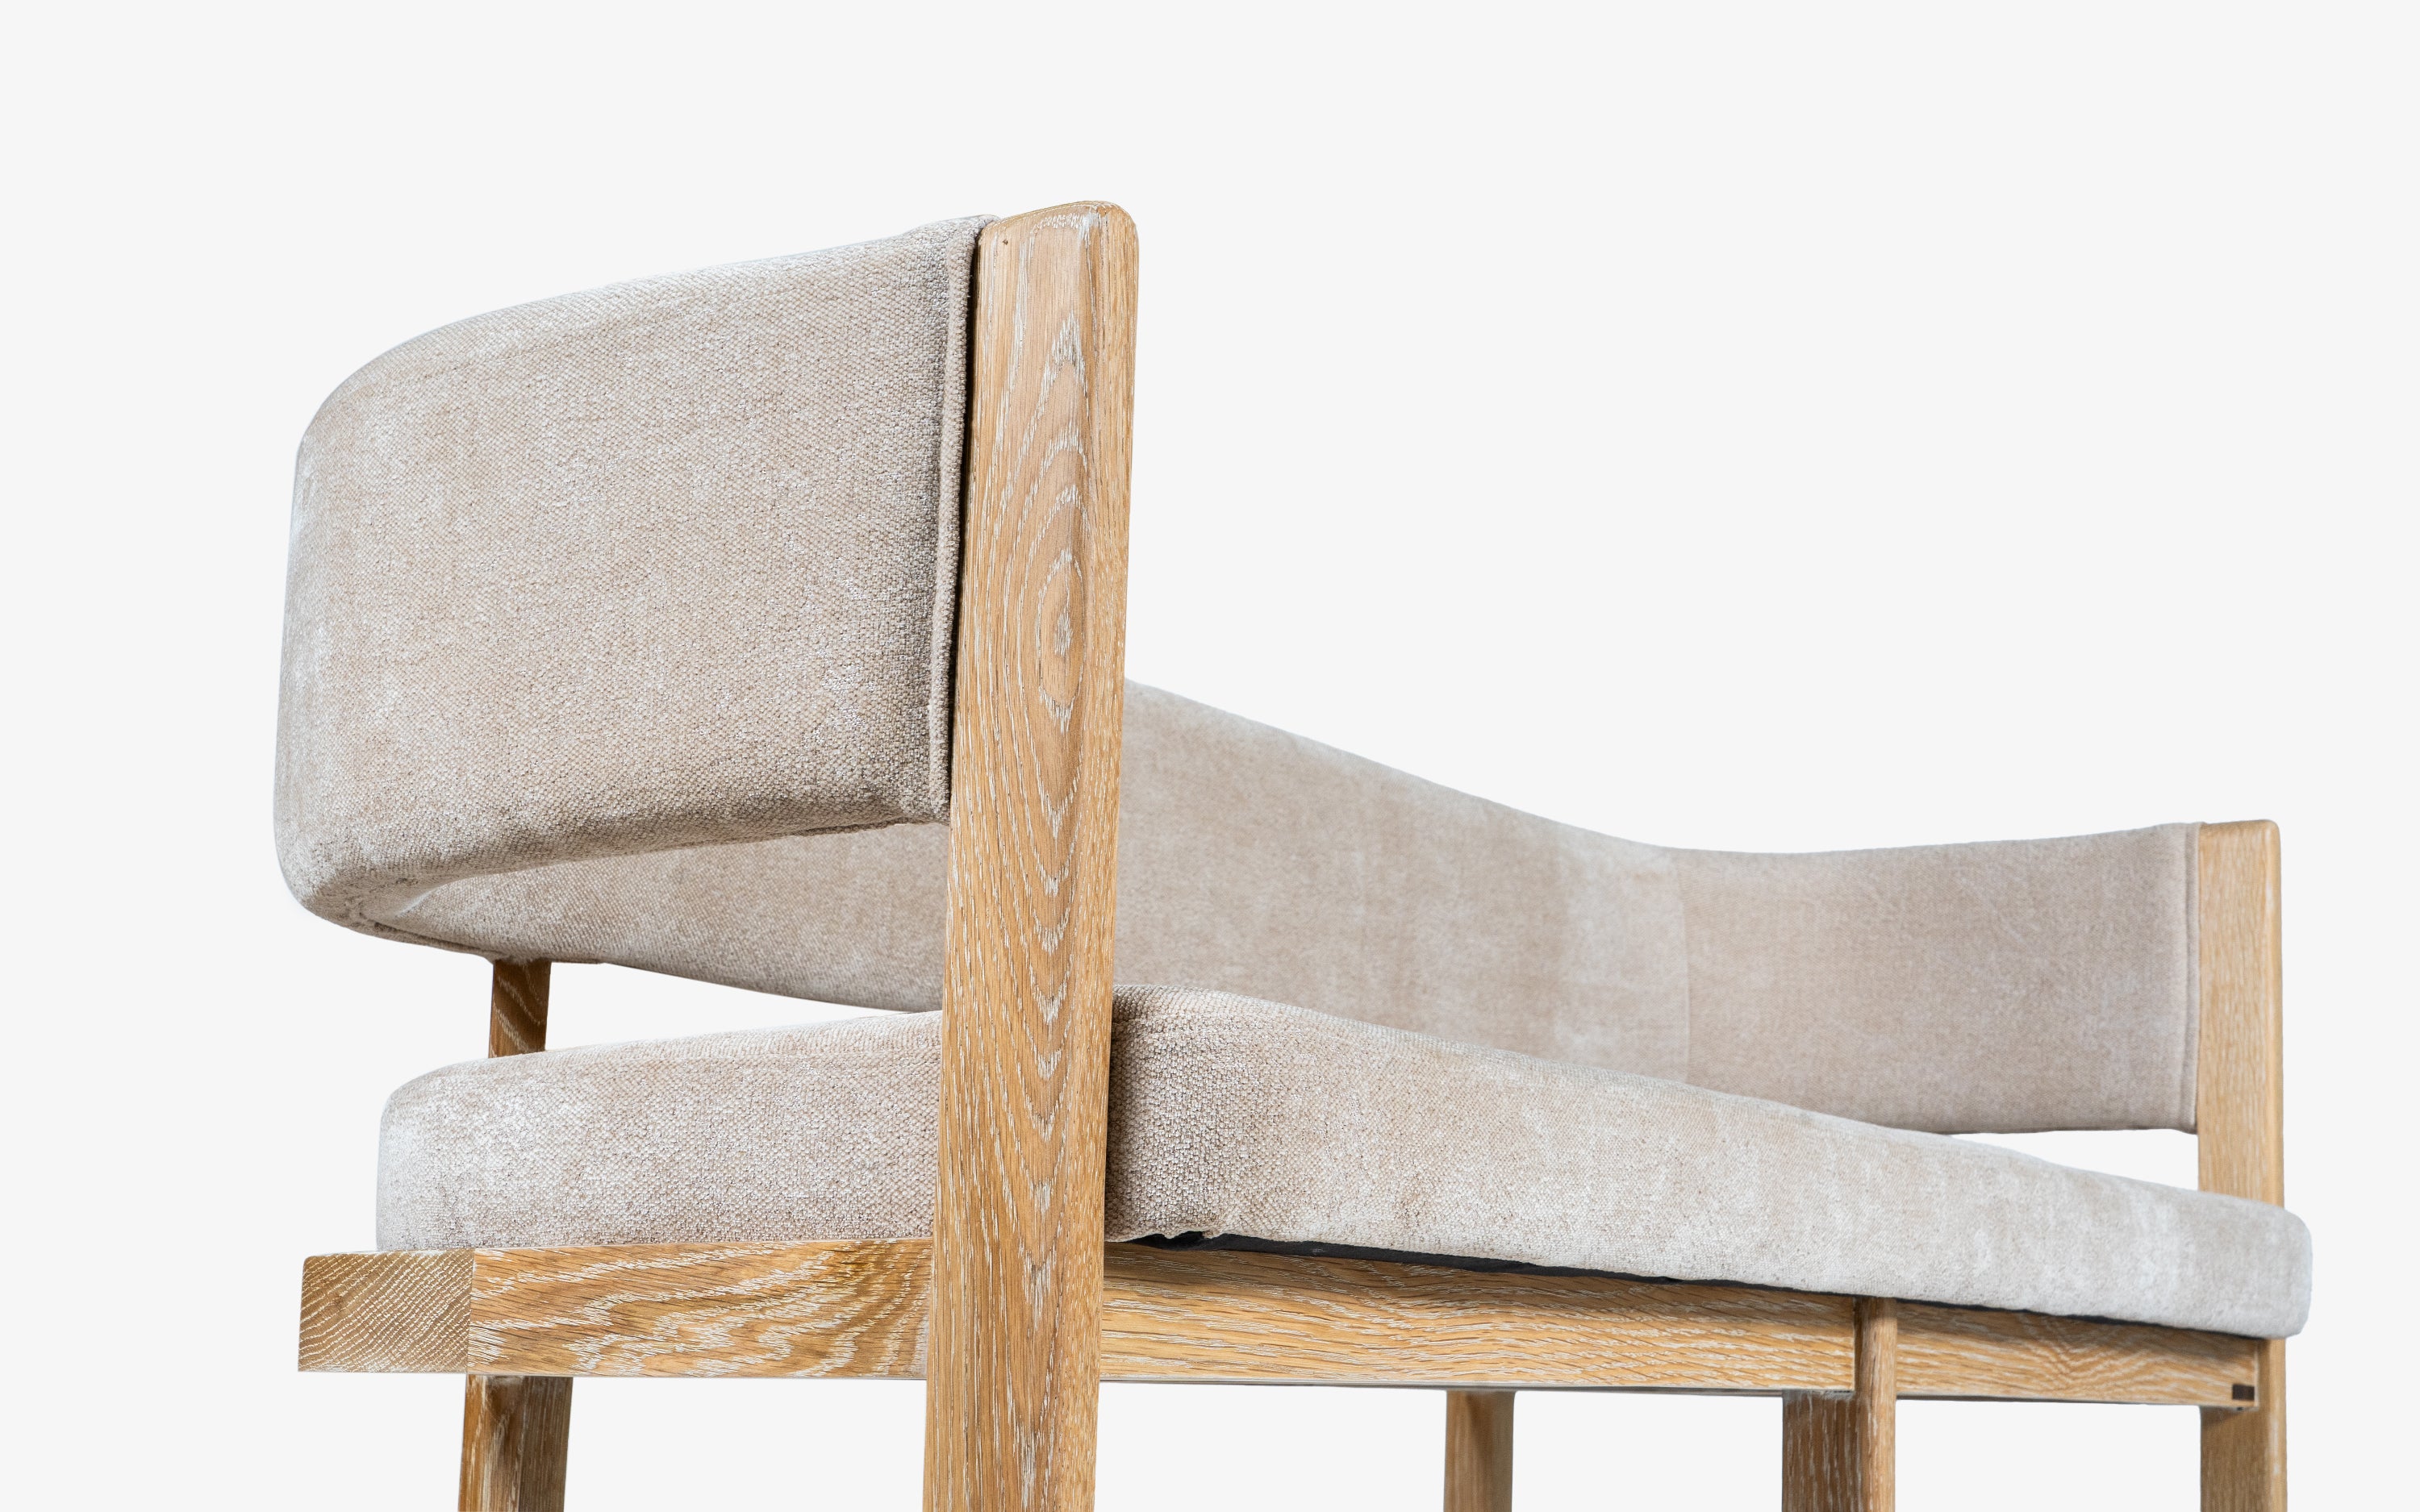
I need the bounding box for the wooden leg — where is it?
[460,1375,571,1512]
[2202,1337,2285,1511]
[462,964,565,1510]
[1783,1299,1895,1512]
[1443,1389,1514,1512]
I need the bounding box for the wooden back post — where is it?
[462,960,572,1512]
[922,203,1140,1512]
[2197,821,2287,1510]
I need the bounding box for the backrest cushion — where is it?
[275,218,989,938]
[1672,829,2200,1132]
[356,687,2198,1134]
[378,685,1696,1077]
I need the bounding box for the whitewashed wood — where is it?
[1783,1393,1857,1512]
[924,202,1140,1512]
[302,1243,1855,1389]
[1099,1246,1851,1391]
[1855,1298,1897,1512]
[302,1240,2267,1406]
[1781,1298,1895,1512]
[460,1374,570,1512]
[462,959,571,1511]
[2196,821,2288,1510]
[1443,1390,1513,1512]
[469,1241,929,1379]
[1897,1301,2258,1407]
[486,960,549,1058]
[301,1249,471,1372]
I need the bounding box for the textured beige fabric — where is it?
[276,229,2212,1136]
[1674,831,2201,1132]
[275,217,989,939]
[392,685,1689,1073]
[377,988,2311,1338]
[384,688,2198,1133]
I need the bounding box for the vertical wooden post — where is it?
[1443,1390,1515,1512]
[2197,822,2287,1511]
[487,958,550,1058]
[1781,1298,1896,1512]
[461,960,571,1512]
[460,1375,571,1512]
[922,204,1139,1512]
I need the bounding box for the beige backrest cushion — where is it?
[1671,829,2199,1132]
[378,687,2198,1134]
[275,217,989,938]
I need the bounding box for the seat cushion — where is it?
[378,987,2310,1337]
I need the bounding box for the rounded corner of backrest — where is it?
[273,218,990,949]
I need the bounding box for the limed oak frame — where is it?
[296,205,2289,1512]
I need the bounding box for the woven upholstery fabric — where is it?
[277,227,2209,1136]
[392,684,1692,1074]
[275,217,988,940]
[383,687,2201,1134]
[377,987,2312,1339]
[1674,831,2199,1132]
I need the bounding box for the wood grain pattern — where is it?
[2203,1338,2287,1512]
[1098,1245,1851,1391]
[302,1249,473,1372]
[1442,1391,1513,1512]
[1897,1301,2257,1408]
[300,1242,2272,1413]
[303,1242,1849,1391]
[2197,821,2287,1509]
[925,202,1139,1512]
[460,1374,570,1512]
[469,1241,930,1379]
[487,960,550,1058]
[1781,1299,1895,1512]
[1855,1298,1896,1512]
[1782,1394,1857,1512]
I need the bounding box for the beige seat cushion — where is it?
[378,987,2310,1339]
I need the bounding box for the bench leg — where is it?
[1783,1298,1895,1512]
[1444,1389,1514,1512]
[460,1375,571,1512]
[2202,1338,2286,1510]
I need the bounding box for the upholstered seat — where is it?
[380,985,2309,1339]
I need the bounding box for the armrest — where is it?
[1672,824,2201,1134]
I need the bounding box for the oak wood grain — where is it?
[301,1248,472,1372]
[460,1374,570,1512]
[303,1242,1849,1391]
[1098,1245,1851,1391]
[2203,1338,2287,1512]
[1781,1299,1895,1512]
[1855,1298,1896,1512]
[1897,1301,2258,1408]
[487,960,550,1058]
[469,1240,930,1379]
[300,1242,2272,1411]
[1782,1394,1857,1512]
[1442,1391,1513,1512]
[2197,821,2287,1509]
[925,202,1139,1512]
[466,959,570,1509]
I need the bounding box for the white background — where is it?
[4,3,2412,1506]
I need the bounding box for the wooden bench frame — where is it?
[295,204,2289,1512]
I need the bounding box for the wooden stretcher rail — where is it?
[300,1239,2261,1409]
